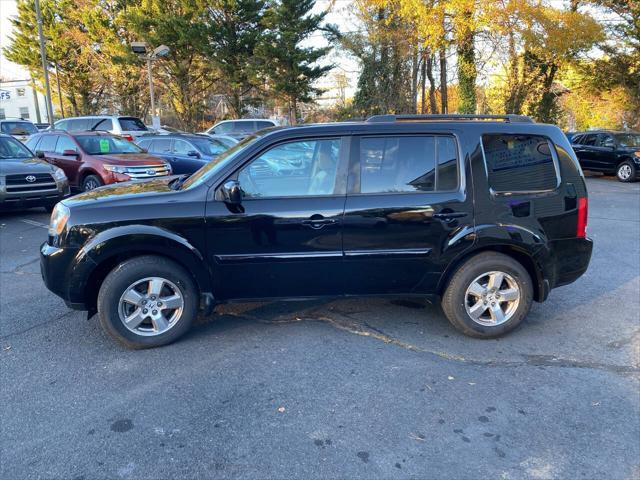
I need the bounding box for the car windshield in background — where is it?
[190,137,230,156]
[181,134,261,190]
[1,121,39,136]
[118,117,148,131]
[76,135,144,155]
[0,136,34,159]
[615,134,640,148]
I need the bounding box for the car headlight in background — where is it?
[48,202,70,237]
[52,166,67,182]
[103,164,129,174]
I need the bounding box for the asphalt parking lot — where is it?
[1,175,638,480]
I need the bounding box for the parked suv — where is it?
[53,115,149,141]
[136,134,234,174]
[25,131,171,191]
[204,119,277,140]
[0,134,69,211]
[0,118,39,143]
[571,130,640,182]
[41,114,592,348]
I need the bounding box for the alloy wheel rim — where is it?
[118,276,184,336]
[619,164,631,180]
[85,179,99,190]
[464,271,520,326]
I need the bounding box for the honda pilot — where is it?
[40,115,593,349]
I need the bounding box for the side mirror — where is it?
[62,149,79,157]
[35,150,45,159]
[220,180,242,205]
[188,150,201,158]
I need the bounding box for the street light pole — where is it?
[146,57,158,128]
[34,0,55,126]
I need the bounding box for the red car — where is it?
[25,131,171,191]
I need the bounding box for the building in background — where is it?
[0,79,50,123]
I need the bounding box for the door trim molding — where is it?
[215,250,343,263]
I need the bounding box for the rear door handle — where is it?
[301,218,337,229]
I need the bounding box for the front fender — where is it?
[77,225,212,297]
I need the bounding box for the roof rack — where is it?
[366,114,534,124]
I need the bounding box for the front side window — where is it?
[173,139,195,155]
[238,138,341,198]
[93,118,113,131]
[55,136,77,154]
[597,134,615,148]
[359,135,458,194]
[482,134,559,193]
[582,134,597,146]
[68,118,91,131]
[25,135,41,151]
[615,133,640,148]
[213,122,233,135]
[75,135,143,155]
[190,138,227,156]
[233,122,256,134]
[0,136,33,159]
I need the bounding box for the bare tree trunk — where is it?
[421,50,426,114]
[439,47,448,114]
[411,46,419,113]
[426,54,438,114]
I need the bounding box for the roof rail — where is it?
[366,114,534,124]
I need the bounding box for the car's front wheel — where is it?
[441,252,533,338]
[616,161,636,182]
[82,174,103,191]
[97,255,198,348]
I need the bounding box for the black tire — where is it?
[441,252,533,339]
[616,161,636,183]
[82,174,103,191]
[97,255,198,349]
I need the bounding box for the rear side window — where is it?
[68,118,91,131]
[482,134,559,193]
[93,118,113,131]
[149,138,172,153]
[233,122,256,134]
[118,117,147,131]
[38,135,58,152]
[358,135,458,194]
[582,134,597,146]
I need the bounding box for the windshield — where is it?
[0,136,34,159]
[181,134,261,190]
[615,133,640,148]
[1,121,38,136]
[75,135,144,155]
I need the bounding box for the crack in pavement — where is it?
[223,308,639,376]
[1,257,41,275]
[0,310,77,341]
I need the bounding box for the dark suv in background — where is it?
[571,130,640,182]
[40,114,592,349]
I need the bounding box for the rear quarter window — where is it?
[118,117,147,131]
[482,134,559,193]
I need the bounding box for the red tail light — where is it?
[121,134,134,142]
[577,197,588,238]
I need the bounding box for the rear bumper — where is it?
[549,237,593,288]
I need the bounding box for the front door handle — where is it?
[301,217,337,229]
[433,212,468,221]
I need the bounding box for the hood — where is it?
[63,175,177,207]
[0,157,56,175]
[93,153,168,165]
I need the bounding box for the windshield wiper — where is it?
[169,173,191,190]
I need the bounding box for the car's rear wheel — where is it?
[97,255,198,348]
[616,161,636,182]
[441,252,533,338]
[82,174,103,191]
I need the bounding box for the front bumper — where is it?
[40,242,93,310]
[0,182,70,210]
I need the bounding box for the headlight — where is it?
[52,167,67,182]
[104,164,128,174]
[48,203,70,237]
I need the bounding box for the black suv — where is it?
[571,130,640,182]
[41,115,592,348]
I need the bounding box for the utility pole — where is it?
[34,0,55,126]
[146,57,157,128]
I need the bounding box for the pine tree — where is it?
[257,0,333,124]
